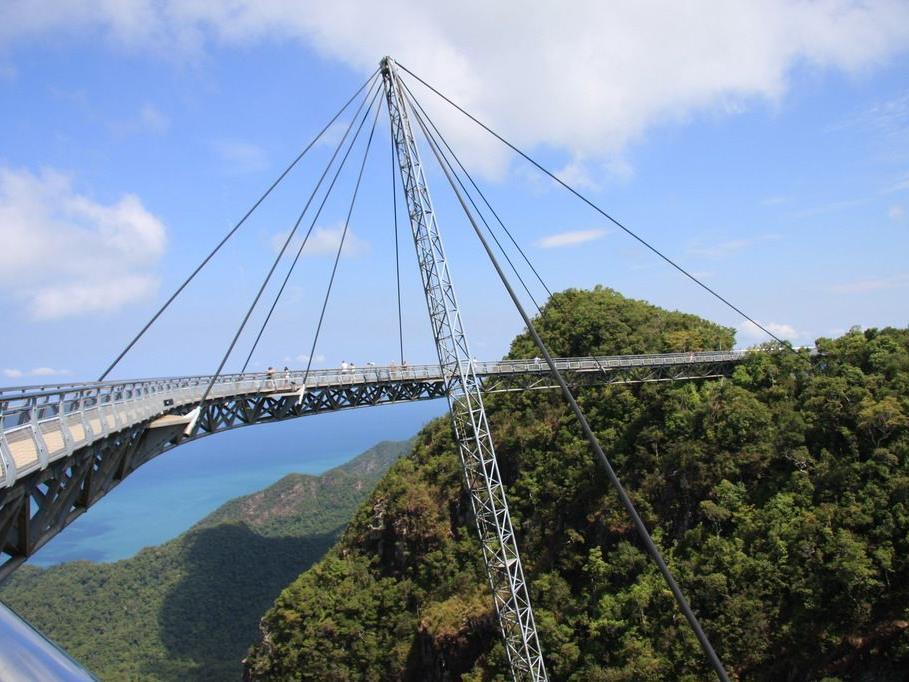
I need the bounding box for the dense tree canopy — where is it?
[247,287,909,680]
[0,439,411,680]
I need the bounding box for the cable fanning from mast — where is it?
[199,84,383,404]
[401,87,544,314]
[98,69,380,382]
[399,77,553,301]
[390,106,405,365]
[396,62,791,349]
[302,100,383,385]
[239,79,384,373]
[409,81,732,681]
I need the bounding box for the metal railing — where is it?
[0,351,751,424]
[0,351,753,488]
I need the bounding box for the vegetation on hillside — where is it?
[246,287,909,680]
[0,439,412,681]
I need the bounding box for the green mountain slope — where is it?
[245,287,909,681]
[0,438,413,681]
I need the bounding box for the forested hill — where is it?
[0,438,413,681]
[246,287,909,681]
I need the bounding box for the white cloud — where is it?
[688,234,780,259]
[316,121,349,149]
[138,103,169,133]
[688,239,753,259]
[30,276,160,320]
[0,166,166,319]
[292,353,326,365]
[555,158,600,191]
[536,228,607,249]
[211,139,268,174]
[271,225,369,257]
[883,175,909,193]
[889,204,905,220]
[737,320,799,343]
[2,2,907,179]
[30,367,70,376]
[761,195,786,206]
[842,92,909,140]
[830,273,909,294]
[109,103,170,136]
[306,226,369,256]
[788,197,869,219]
[3,367,71,380]
[552,156,633,190]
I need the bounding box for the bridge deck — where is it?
[0,351,745,489]
[0,350,750,581]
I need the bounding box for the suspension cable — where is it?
[239,79,383,373]
[401,87,543,314]
[390,114,405,365]
[199,86,382,405]
[405,84,599,338]
[97,69,379,382]
[399,77,552,300]
[397,62,789,348]
[409,83,732,682]
[303,102,382,384]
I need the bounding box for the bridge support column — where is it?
[381,57,547,681]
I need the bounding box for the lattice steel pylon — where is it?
[381,57,547,681]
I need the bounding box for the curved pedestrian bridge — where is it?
[0,350,744,581]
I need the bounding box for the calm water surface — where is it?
[32,400,447,565]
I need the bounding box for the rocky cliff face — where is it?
[245,288,909,681]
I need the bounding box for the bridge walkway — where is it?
[0,350,745,581]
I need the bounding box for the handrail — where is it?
[0,349,769,488]
[0,350,754,403]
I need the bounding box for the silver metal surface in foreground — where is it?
[382,57,547,681]
[0,601,97,681]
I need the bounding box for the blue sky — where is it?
[1,2,908,384]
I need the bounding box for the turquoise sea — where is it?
[31,400,447,566]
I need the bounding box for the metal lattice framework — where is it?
[382,57,547,681]
[0,352,743,585]
[0,372,447,583]
[0,57,802,682]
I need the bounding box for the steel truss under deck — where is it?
[0,378,451,583]
[382,57,547,681]
[0,57,752,674]
[0,354,740,584]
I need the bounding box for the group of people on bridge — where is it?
[259,360,413,386]
[339,360,409,373]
